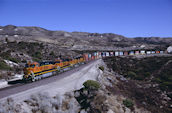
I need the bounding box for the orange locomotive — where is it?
[23,56,85,82]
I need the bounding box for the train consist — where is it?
[23,49,167,82]
[83,50,166,61]
[23,56,86,82]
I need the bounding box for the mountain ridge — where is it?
[0,25,171,38]
[0,25,172,51]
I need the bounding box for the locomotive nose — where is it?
[24,68,31,75]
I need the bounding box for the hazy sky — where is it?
[0,0,172,37]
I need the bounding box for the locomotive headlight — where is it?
[24,68,31,75]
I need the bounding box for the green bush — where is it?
[33,58,40,62]
[154,78,162,83]
[33,51,42,59]
[160,82,172,90]
[0,51,19,63]
[0,61,11,70]
[50,51,55,56]
[127,71,137,79]
[83,80,100,90]
[99,66,104,71]
[123,99,134,108]
[144,72,151,78]
[7,57,19,63]
[0,52,10,59]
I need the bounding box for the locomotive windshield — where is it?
[30,64,35,68]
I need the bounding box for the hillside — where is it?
[1,57,171,113]
[103,56,172,113]
[0,25,171,80]
[0,59,155,113]
[0,25,172,51]
[0,25,172,113]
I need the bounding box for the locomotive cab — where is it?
[23,62,39,80]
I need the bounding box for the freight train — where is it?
[23,49,167,82]
[23,56,85,82]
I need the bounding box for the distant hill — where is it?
[0,25,172,51]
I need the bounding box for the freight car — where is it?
[23,49,167,82]
[23,56,85,82]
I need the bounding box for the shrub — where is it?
[50,51,55,56]
[144,72,151,78]
[33,58,40,62]
[0,61,11,70]
[123,99,134,108]
[7,57,19,63]
[0,51,20,63]
[32,51,42,59]
[154,78,162,83]
[0,52,11,59]
[99,66,104,71]
[83,80,100,90]
[160,82,172,90]
[127,71,137,79]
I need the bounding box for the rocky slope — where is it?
[103,56,172,113]
[0,40,78,80]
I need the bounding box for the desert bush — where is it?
[144,72,151,78]
[154,78,162,83]
[0,51,11,59]
[123,99,134,108]
[33,58,40,62]
[0,60,11,70]
[50,51,55,56]
[83,80,100,90]
[160,82,172,90]
[7,57,19,63]
[18,41,27,49]
[99,66,104,71]
[33,51,42,59]
[127,71,137,79]
[0,51,20,63]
